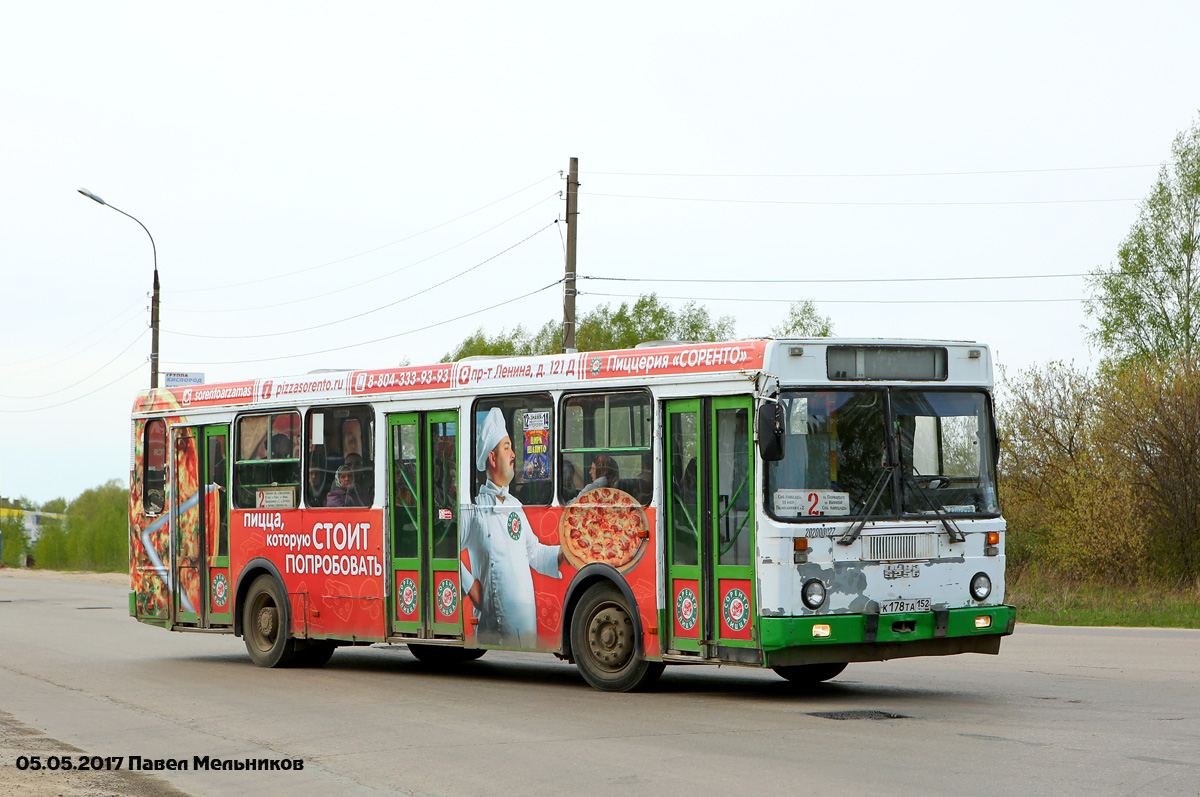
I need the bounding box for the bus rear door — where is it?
[170,424,232,627]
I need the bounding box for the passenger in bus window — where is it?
[343,452,374,506]
[461,407,565,647]
[272,433,293,459]
[561,459,583,502]
[326,465,365,507]
[581,454,618,495]
[308,464,328,507]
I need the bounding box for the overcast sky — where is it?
[2,2,1197,505]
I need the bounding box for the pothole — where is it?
[808,710,911,721]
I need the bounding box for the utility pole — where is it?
[563,157,579,352]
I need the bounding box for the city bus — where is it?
[128,338,1015,691]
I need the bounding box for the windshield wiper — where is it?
[902,472,965,543]
[837,464,895,546]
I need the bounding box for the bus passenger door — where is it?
[710,397,756,654]
[203,425,233,626]
[170,426,204,626]
[665,397,757,658]
[665,400,703,653]
[389,412,463,639]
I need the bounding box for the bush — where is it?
[1,515,29,567]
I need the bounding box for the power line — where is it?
[0,297,145,375]
[587,192,1139,207]
[0,329,149,399]
[172,172,560,294]
[580,290,1082,305]
[165,192,560,315]
[587,163,1158,178]
[0,359,146,414]
[165,221,558,340]
[161,279,565,367]
[580,272,1092,285]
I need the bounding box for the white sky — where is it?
[2,2,1197,505]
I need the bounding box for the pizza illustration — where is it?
[559,487,648,572]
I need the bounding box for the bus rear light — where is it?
[974,615,992,629]
[812,624,831,638]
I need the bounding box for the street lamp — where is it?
[78,188,161,389]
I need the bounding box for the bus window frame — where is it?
[304,404,376,509]
[470,392,555,507]
[558,388,654,506]
[232,409,302,510]
[143,418,168,516]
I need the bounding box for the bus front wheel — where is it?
[243,574,298,667]
[570,583,663,692]
[773,662,847,684]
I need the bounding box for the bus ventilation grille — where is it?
[865,533,937,562]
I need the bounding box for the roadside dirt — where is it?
[0,567,126,586]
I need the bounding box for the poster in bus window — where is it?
[522,411,549,481]
[461,407,565,647]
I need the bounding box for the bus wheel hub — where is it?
[258,607,277,639]
[589,606,632,668]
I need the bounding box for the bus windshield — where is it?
[766,390,891,520]
[765,389,998,521]
[894,389,999,517]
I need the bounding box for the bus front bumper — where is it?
[760,605,1017,668]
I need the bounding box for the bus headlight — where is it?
[969,572,992,601]
[802,579,827,610]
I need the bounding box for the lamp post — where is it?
[78,189,161,389]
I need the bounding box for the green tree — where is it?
[442,294,737,360]
[1087,114,1200,364]
[41,497,69,514]
[55,480,127,572]
[1,514,28,567]
[772,300,833,337]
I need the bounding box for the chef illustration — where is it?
[461,407,565,646]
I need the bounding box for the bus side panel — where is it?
[460,506,660,658]
[129,416,180,622]
[232,506,387,640]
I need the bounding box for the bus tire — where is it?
[407,643,486,664]
[242,574,298,667]
[773,662,847,684]
[570,583,663,692]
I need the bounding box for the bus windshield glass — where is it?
[766,388,999,521]
[894,390,998,516]
[766,390,890,520]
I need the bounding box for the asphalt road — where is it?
[1,569,1197,796]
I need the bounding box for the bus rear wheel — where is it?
[407,644,486,665]
[570,583,663,692]
[773,662,847,684]
[243,574,298,667]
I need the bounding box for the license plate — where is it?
[878,598,931,614]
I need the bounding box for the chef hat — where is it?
[475,407,509,471]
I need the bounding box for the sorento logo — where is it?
[260,380,274,400]
[181,388,193,406]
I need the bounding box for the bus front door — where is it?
[388,412,463,639]
[664,397,757,659]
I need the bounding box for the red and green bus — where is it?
[129,338,1015,691]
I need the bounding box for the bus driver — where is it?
[460,407,565,647]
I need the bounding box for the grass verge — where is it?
[1009,577,1200,628]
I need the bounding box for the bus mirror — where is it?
[758,401,785,462]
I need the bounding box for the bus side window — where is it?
[144,419,167,515]
[472,394,553,507]
[234,412,302,509]
[560,391,652,505]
